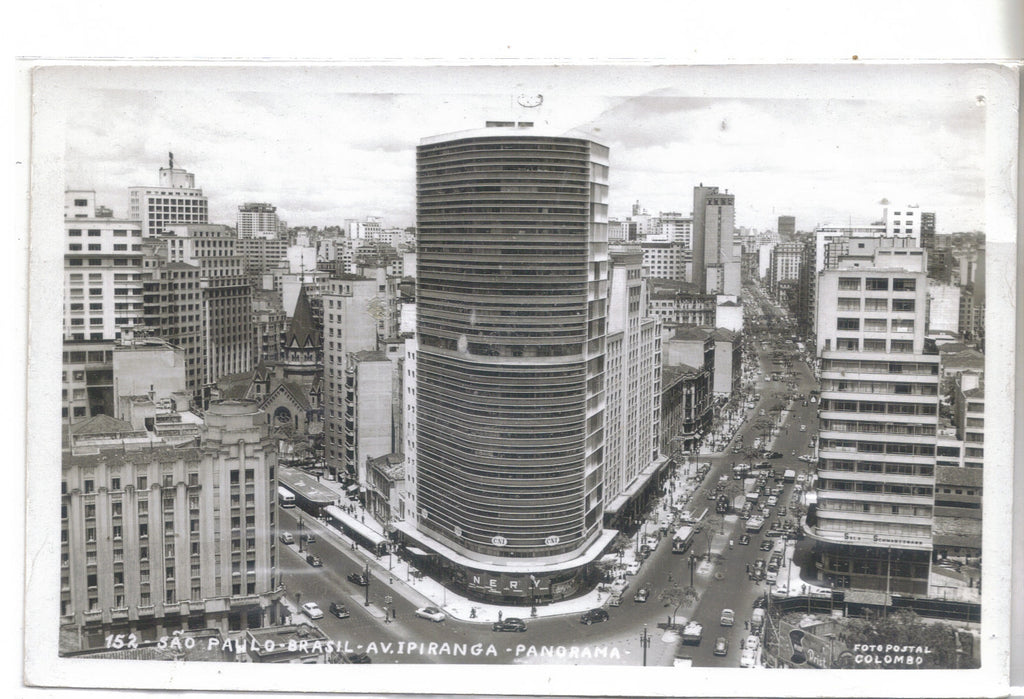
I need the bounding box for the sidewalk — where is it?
[289,359,769,624]
[290,474,613,624]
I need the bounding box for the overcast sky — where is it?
[48,63,1000,234]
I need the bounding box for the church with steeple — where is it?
[215,284,323,442]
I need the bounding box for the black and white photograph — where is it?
[20,52,1018,698]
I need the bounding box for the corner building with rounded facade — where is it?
[409,124,615,603]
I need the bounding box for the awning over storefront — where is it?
[605,455,672,515]
[404,546,431,557]
[392,521,618,575]
[323,505,388,547]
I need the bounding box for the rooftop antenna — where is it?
[169,151,174,169]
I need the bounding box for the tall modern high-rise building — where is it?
[403,122,615,603]
[236,202,285,239]
[321,266,402,482]
[127,155,209,237]
[691,185,737,295]
[777,215,796,238]
[158,224,253,394]
[810,244,937,595]
[601,245,663,523]
[62,191,145,424]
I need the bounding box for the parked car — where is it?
[347,572,369,586]
[329,602,350,619]
[300,533,316,544]
[799,424,806,432]
[306,554,323,567]
[739,648,757,667]
[633,585,650,603]
[745,635,761,651]
[580,609,609,625]
[738,534,751,546]
[301,602,324,620]
[720,608,735,626]
[415,606,446,622]
[492,617,527,632]
[713,637,729,656]
[279,532,294,545]
[624,561,642,576]
[759,539,772,551]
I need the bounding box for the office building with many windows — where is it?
[60,400,284,653]
[127,156,209,237]
[400,123,615,603]
[809,245,937,595]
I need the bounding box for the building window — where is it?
[866,278,889,291]
[893,278,916,292]
[892,299,916,312]
[836,318,859,331]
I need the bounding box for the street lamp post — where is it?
[640,625,651,667]
[688,553,697,587]
[364,561,370,606]
[297,517,304,553]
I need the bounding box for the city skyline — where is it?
[27,60,1016,695]
[56,64,993,234]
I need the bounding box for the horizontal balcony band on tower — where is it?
[416,466,586,491]
[420,485,586,513]
[417,158,591,173]
[417,386,590,408]
[814,488,934,505]
[417,174,590,191]
[814,508,933,527]
[417,425,587,451]
[417,382,593,405]
[417,148,595,163]
[417,349,588,372]
[418,309,588,327]
[418,247,588,259]
[818,430,939,445]
[419,286,588,300]
[418,328,588,345]
[819,390,938,403]
[418,214,590,226]
[417,451,587,477]
[417,379,589,400]
[417,267,590,281]
[815,468,935,483]
[419,507,586,538]
[417,139,594,157]
[417,229,592,240]
[418,203,589,215]
[419,494,587,524]
[418,193,590,207]
[817,408,937,421]
[818,423,938,437]
[418,406,588,428]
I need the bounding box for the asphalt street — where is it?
[277,289,821,666]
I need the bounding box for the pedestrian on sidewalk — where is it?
[498,610,503,622]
